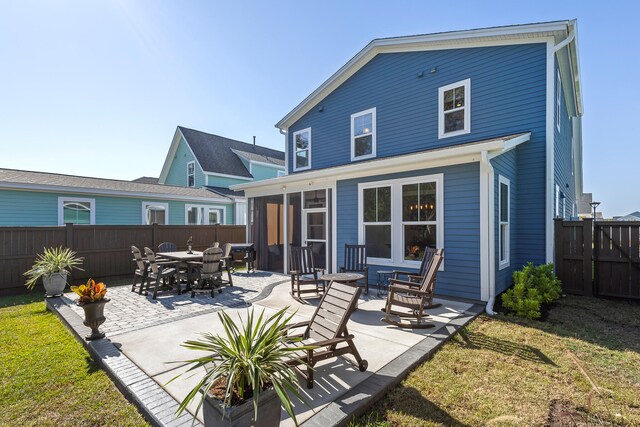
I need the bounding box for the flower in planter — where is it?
[71,279,107,305]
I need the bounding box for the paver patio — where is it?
[50,272,482,426]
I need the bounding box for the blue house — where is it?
[234,20,583,311]
[0,126,284,227]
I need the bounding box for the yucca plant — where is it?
[24,246,84,289]
[174,307,313,426]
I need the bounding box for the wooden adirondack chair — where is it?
[219,243,233,287]
[289,246,325,298]
[287,281,368,388]
[391,246,441,308]
[131,246,148,294]
[382,248,444,328]
[340,244,369,294]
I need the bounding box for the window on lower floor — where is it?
[143,202,168,225]
[499,176,510,269]
[359,174,443,267]
[58,197,95,225]
[186,205,225,225]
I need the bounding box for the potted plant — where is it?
[24,246,84,297]
[71,279,109,340]
[174,307,313,427]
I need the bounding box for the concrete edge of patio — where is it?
[302,303,485,427]
[46,296,200,427]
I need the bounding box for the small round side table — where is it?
[377,270,394,296]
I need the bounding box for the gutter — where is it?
[480,151,497,315]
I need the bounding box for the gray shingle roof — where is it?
[231,149,285,167]
[0,168,229,200]
[178,127,284,178]
[205,186,245,197]
[131,176,159,184]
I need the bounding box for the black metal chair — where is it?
[289,246,325,298]
[340,244,369,294]
[188,247,224,297]
[143,247,180,299]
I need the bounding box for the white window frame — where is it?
[184,204,226,225]
[350,107,376,161]
[58,197,96,226]
[555,184,560,218]
[556,70,561,131]
[292,128,311,172]
[498,176,510,270]
[359,186,392,263]
[141,202,169,225]
[187,161,195,187]
[438,78,471,139]
[358,173,444,269]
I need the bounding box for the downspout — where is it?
[553,28,575,53]
[480,151,497,315]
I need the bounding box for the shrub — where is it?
[501,262,561,319]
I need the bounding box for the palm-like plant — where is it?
[24,246,84,289]
[175,307,312,425]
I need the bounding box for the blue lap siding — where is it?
[336,163,481,300]
[554,60,576,218]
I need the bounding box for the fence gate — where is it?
[554,218,640,299]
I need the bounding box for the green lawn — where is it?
[0,293,149,427]
[351,295,640,427]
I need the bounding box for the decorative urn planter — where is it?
[42,271,68,297]
[202,387,281,427]
[81,298,110,341]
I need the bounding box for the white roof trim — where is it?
[276,21,575,129]
[232,133,531,195]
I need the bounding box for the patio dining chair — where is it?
[158,242,177,252]
[391,246,441,308]
[340,244,369,294]
[289,246,325,298]
[219,243,233,287]
[188,246,224,297]
[286,280,368,389]
[143,247,181,299]
[131,246,149,294]
[382,248,444,329]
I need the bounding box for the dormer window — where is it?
[187,161,195,187]
[293,128,311,171]
[351,108,376,161]
[438,79,471,138]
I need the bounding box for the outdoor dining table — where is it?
[156,251,204,290]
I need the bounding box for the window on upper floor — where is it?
[499,176,510,269]
[438,79,471,139]
[58,197,95,225]
[351,108,376,161]
[187,161,195,187]
[556,71,562,131]
[143,202,168,225]
[293,128,311,171]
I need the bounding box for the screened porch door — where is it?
[302,189,327,270]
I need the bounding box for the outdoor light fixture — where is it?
[318,106,324,112]
[417,71,424,78]
[590,201,601,219]
[430,66,438,73]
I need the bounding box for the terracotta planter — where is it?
[81,298,109,340]
[42,272,68,297]
[202,387,281,427]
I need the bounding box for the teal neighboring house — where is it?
[0,126,284,226]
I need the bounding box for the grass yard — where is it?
[352,295,640,427]
[0,293,149,427]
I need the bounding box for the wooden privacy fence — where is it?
[0,224,246,296]
[554,218,640,299]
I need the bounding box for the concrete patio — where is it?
[48,272,482,427]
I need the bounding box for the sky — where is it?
[0,0,638,218]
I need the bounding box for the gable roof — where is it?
[132,176,159,184]
[618,212,640,221]
[178,127,284,179]
[276,20,581,129]
[0,168,230,202]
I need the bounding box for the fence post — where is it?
[65,223,75,284]
[583,218,593,297]
[151,223,158,249]
[554,218,564,284]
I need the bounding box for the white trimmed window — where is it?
[438,78,470,138]
[58,197,95,225]
[185,205,225,225]
[556,70,561,131]
[359,174,444,267]
[555,184,560,218]
[293,128,311,171]
[142,202,168,225]
[498,176,510,269]
[187,161,195,187]
[351,108,376,161]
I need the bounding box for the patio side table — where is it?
[376,270,394,297]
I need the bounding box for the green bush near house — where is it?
[501,262,562,319]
